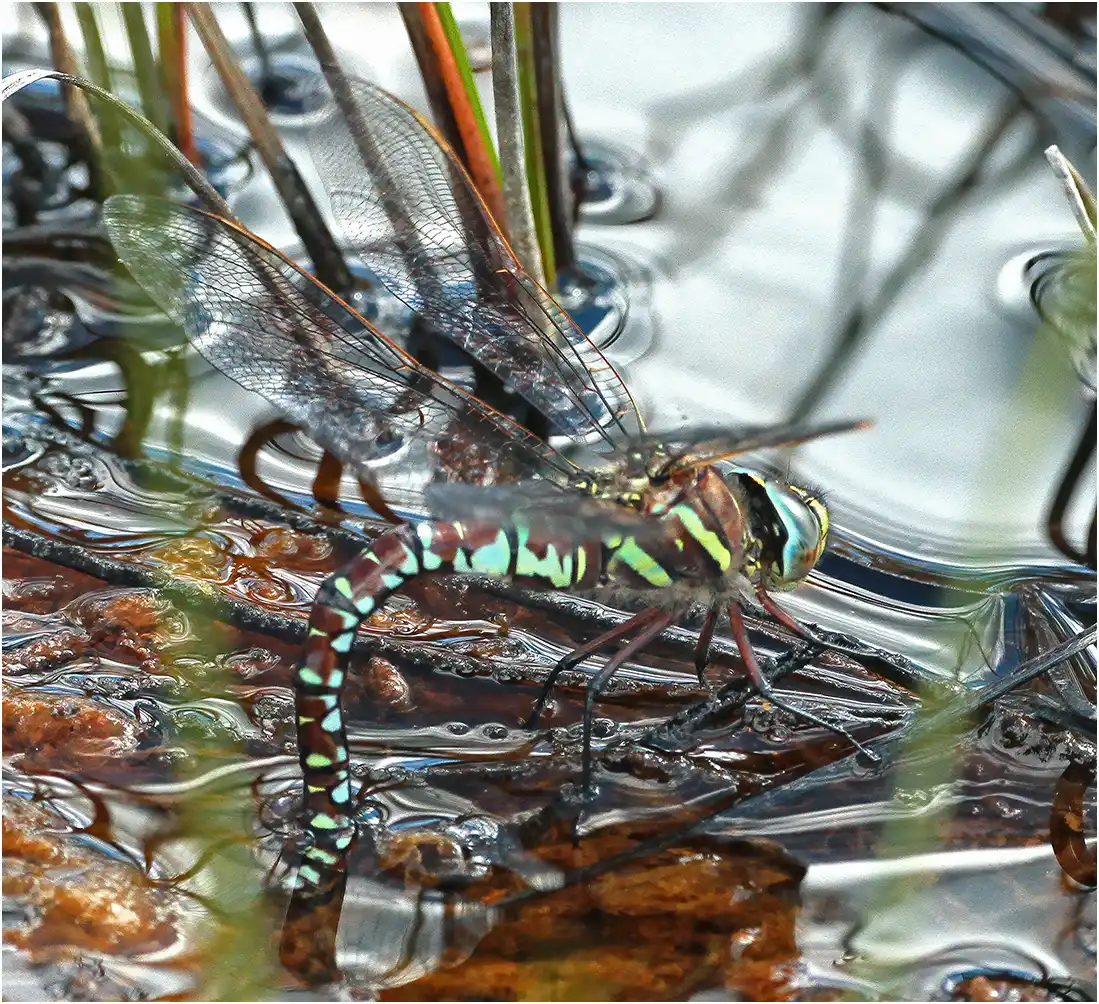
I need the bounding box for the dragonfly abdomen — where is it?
[292,518,606,881]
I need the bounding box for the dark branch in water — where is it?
[531,4,575,277]
[188,2,353,294]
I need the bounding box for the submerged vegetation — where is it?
[2,3,1095,1001]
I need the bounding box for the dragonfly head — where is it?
[736,472,831,591]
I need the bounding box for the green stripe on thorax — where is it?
[605,534,672,587]
[671,503,732,571]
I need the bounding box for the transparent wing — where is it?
[102,194,577,486]
[425,481,664,543]
[306,79,642,452]
[640,419,871,478]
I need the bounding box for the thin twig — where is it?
[187,2,353,293]
[241,2,274,94]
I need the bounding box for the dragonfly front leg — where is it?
[694,601,721,686]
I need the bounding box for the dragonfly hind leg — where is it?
[580,609,676,798]
[523,606,670,728]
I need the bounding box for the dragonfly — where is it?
[103,79,871,891]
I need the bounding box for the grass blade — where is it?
[1046,144,1097,241]
[121,1,170,135]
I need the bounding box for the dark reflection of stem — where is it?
[1047,403,1097,569]
[809,25,918,401]
[789,99,1033,421]
[561,96,588,227]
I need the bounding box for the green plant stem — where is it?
[513,2,556,288]
[73,2,121,155]
[73,2,110,91]
[489,2,543,281]
[435,3,501,183]
[121,1,170,135]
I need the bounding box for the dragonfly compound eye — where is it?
[762,481,830,590]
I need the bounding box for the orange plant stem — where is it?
[416,2,507,227]
[172,4,197,164]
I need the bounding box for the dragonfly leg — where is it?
[524,606,668,728]
[693,601,721,686]
[239,418,303,510]
[581,609,677,799]
[727,602,880,762]
[754,585,817,643]
[312,449,346,511]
